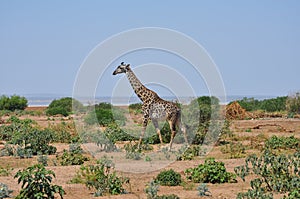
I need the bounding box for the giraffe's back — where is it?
[149,98,180,120]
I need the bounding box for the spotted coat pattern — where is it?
[113,62,187,150]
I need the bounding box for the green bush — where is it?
[185,158,236,184]
[71,158,129,196]
[14,164,65,199]
[0,95,28,111]
[46,97,83,116]
[155,169,182,186]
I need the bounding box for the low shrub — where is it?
[155,169,182,186]
[0,117,57,156]
[197,183,211,196]
[185,158,236,184]
[104,124,136,143]
[220,142,246,159]
[145,180,181,199]
[70,158,129,196]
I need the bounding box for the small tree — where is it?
[14,164,65,199]
[84,103,126,126]
[0,95,28,111]
[46,97,83,116]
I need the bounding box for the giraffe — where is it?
[113,62,188,151]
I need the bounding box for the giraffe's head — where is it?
[112,62,130,75]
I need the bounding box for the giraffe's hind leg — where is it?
[152,119,163,144]
[138,114,149,149]
[168,120,177,151]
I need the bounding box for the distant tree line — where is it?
[1,93,300,116]
[232,94,300,115]
[234,96,287,112]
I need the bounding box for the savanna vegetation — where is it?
[0,94,299,198]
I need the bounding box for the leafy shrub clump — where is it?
[70,157,129,196]
[235,149,300,198]
[104,124,136,143]
[57,144,89,166]
[155,169,182,186]
[46,97,83,116]
[0,95,28,111]
[185,158,236,184]
[265,135,299,151]
[0,116,57,156]
[47,121,78,143]
[14,164,65,199]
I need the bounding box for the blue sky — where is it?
[1,0,299,98]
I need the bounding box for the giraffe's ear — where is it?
[126,64,130,69]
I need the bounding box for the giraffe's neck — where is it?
[126,68,154,102]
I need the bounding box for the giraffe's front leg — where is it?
[138,114,149,149]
